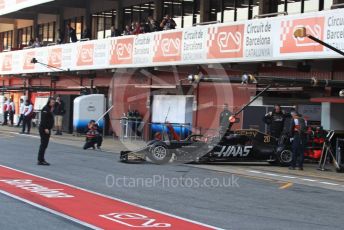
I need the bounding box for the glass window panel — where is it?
[287,0,302,14]
[193,0,200,24]
[8,31,12,49]
[278,0,287,12]
[3,33,8,49]
[163,1,173,16]
[210,0,222,22]
[43,24,49,41]
[27,27,32,40]
[97,30,104,39]
[236,0,250,21]
[224,0,235,22]
[105,16,112,30]
[132,6,141,22]
[324,0,332,10]
[105,29,111,38]
[76,22,82,40]
[252,0,259,18]
[173,0,182,28]
[48,23,54,41]
[304,0,319,12]
[141,2,154,21]
[123,7,132,27]
[184,0,195,27]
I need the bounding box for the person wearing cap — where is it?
[263,104,285,138]
[288,110,307,170]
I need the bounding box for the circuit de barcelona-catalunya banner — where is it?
[0,0,54,15]
[1,8,344,75]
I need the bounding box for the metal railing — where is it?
[193,21,221,26]
[254,11,288,19]
[332,3,344,9]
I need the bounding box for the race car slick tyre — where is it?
[147,145,172,164]
[278,149,292,166]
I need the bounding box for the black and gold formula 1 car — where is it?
[120,128,292,165]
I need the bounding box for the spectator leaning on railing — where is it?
[122,25,132,36]
[110,26,121,37]
[67,23,78,43]
[82,27,91,40]
[32,37,42,48]
[147,16,160,32]
[160,14,176,30]
[132,22,144,35]
[57,29,64,44]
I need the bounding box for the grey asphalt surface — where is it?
[0,132,343,230]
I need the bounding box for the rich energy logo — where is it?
[0,179,74,198]
[100,213,171,228]
[213,146,252,157]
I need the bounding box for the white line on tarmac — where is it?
[319,182,339,186]
[9,132,40,139]
[301,178,318,182]
[246,170,343,188]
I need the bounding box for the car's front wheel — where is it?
[277,149,293,166]
[147,144,172,164]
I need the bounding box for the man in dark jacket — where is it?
[37,97,55,166]
[67,24,78,43]
[53,96,65,135]
[288,110,307,170]
[219,103,232,135]
[263,104,285,138]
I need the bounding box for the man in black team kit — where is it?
[37,97,55,166]
[263,104,285,138]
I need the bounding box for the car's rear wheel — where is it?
[278,149,293,166]
[147,145,172,164]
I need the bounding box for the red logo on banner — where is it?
[48,48,62,68]
[77,44,94,66]
[280,17,325,53]
[16,0,27,3]
[207,24,244,59]
[110,37,134,65]
[153,31,182,62]
[23,51,35,70]
[2,54,12,71]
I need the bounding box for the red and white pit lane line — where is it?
[0,165,221,230]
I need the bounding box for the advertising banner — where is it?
[1,8,344,75]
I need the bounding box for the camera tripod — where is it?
[317,130,340,171]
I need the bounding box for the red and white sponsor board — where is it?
[110,37,134,65]
[280,16,325,54]
[0,8,344,75]
[2,54,12,71]
[207,24,245,59]
[153,31,183,63]
[0,165,218,230]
